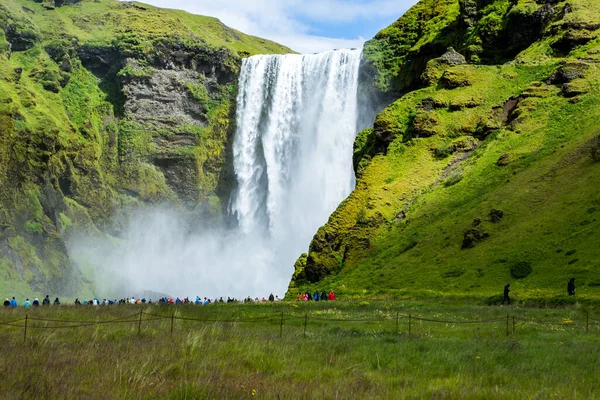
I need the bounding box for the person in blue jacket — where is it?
[313,292,320,301]
[10,297,17,307]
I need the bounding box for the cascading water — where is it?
[226,49,362,295]
[69,49,364,299]
[231,49,361,242]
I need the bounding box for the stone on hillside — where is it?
[438,47,467,65]
[547,61,590,85]
[551,21,600,53]
[421,48,467,86]
[412,111,441,138]
[421,97,447,111]
[490,209,504,223]
[440,68,474,89]
[562,79,590,98]
[448,97,483,111]
[461,227,489,249]
[496,153,517,166]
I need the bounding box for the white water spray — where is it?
[69,49,363,299]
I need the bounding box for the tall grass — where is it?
[1,301,599,399]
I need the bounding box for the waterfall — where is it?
[68,49,364,299]
[231,49,362,247]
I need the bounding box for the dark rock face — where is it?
[3,23,40,51]
[547,62,590,84]
[304,255,331,283]
[119,51,237,207]
[462,228,490,249]
[490,209,504,223]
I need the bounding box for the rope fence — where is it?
[1,310,598,341]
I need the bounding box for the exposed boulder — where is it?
[440,66,475,89]
[412,111,441,138]
[547,61,590,84]
[462,227,490,249]
[562,79,590,98]
[462,218,490,249]
[438,47,467,65]
[422,49,468,86]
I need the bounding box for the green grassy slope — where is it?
[0,0,290,297]
[290,0,600,301]
[2,0,290,56]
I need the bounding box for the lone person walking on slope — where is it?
[501,284,511,306]
[568,278,576,296]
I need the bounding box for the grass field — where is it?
[1,300,600,399]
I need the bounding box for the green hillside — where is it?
[0,0,290,297]
[290,0,600,302]
[1,0,289,56]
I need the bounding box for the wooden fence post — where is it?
[138,309,143,336]
[506,314,510,336]
[396,311,399,334]
[170,312,174,335]
[512,316,515,335]
[408,314,412,336]
[586,314,589,333]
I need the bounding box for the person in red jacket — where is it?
[328,291,336,301]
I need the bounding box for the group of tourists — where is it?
[3,295,60,307]
[156,295,282,305]
[501,278,577,305]
[296,290,336,301]
[3,294,288,307]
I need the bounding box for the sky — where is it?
[131,0,420,53]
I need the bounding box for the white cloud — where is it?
[126,0,419,53]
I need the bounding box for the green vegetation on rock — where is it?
[291,0,600,301]
[0,0,291,297]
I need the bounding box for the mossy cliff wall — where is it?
[291,0,600,300]
[0,0,290,296]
